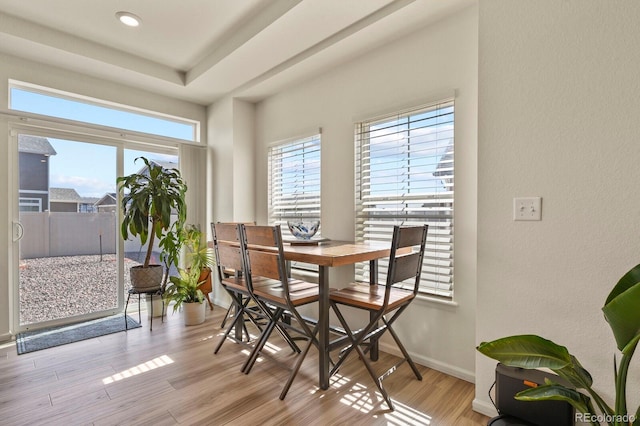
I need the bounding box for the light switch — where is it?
[513,197,542,221]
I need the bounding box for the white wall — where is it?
[475,0,640,417]
[0,52,206,339]
[253,5,479,380]
[207,97,256,307]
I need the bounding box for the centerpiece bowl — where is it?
[287,220,320,240]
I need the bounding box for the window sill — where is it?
[415,294,459,308]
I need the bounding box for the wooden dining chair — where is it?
[210,222,265,354]
[216,222,256,329]
[329,224,428,411]
[238,224,320,400]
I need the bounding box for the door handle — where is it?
[13,221,24,242]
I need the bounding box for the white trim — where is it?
[4,112,191,150]
[19,189,48,194]
[268,127,322,148]
[379,340,475,383]
[472,398,498,418]
[352,89,456,123]
[414,294,459,308]
[0,333,14,344]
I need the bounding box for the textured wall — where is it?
[476,0,640,417]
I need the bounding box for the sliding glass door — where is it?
[16,133,119,330]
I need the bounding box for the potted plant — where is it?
[163,225,214,325]
[117,157,187,292]
[477,263,640,426]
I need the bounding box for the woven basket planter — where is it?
[129,265,163,292]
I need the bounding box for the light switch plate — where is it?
[513,197,542,221]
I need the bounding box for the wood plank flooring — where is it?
[0,306,489,425]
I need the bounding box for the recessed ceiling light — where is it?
[116,11,142,27]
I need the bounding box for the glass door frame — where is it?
[9,119,180,334]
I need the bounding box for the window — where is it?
[268,133,321,248]
[9,81,199,142]
[19,198,42,212]
[355,99,454,298]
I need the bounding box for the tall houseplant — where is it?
[117,157,187,291]
[477,263,640,426]
[163,225,214,325]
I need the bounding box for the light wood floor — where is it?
[0,306,489,426]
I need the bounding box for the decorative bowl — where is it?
[287,220,320,240]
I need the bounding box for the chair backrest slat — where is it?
[217,244,244,272]
[247,250,281,280]
[390,252,422,284]
[240,224,289,295]
[211,223,244,281]
[214,223,239,242]
[244,225,278,247]
[386,225,428,296]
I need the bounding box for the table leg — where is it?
[369,259,379,361]
[318,266,329,390]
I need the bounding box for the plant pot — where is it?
[199,267,214,310]
[183,301,205,325]
[129,265,163,291]
[144,295,164,318]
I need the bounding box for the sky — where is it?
[11,88,185,198]
[46,139,178,198]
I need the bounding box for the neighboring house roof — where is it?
[135,159,179,176]
[50,187,81,202]
[17,135,57,156]
[95,193,117,206]
[80,197,100,205]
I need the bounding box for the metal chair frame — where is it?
[238,224,320,400]
[329,224,428,410]
[211,223,298,357]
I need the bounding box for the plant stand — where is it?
[125,287,164,331]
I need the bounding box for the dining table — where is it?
[280,239,395,390]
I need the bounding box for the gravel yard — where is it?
[19,254,144,325]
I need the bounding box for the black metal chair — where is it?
[238,224,320,400]
[329,224,428,410]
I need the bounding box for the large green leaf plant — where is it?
[117,156,188,269]
[477,263,640,426]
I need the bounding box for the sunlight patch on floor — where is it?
[326,373,432,425]
[102,355,174,384]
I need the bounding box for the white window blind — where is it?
[268,133,321,236]
[355,99,454,298]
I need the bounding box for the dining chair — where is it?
[210,222,265,354]
[329,224,428,410]
[216,222,256,329]
[238,224,320,400]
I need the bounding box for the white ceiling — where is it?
[0,0,475,106]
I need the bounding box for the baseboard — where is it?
[212,296,230,309]
[0,332,14,344]
[208,300,477,384]
[379,341,475,383]
[472,398,498,418]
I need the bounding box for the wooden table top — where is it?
[281,240,393,267]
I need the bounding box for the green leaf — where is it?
[476,335,571,370]
[606,263,640,305]
[515,383,591,415]
[603,271,640,351]
[556,355,593,389]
